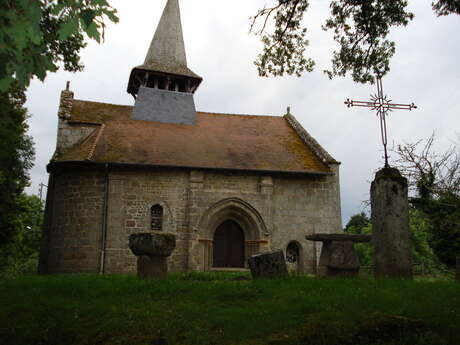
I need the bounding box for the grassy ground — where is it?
[0,272,459,345]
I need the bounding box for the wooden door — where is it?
[213,220,245,268]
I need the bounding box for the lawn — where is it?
[0,272,458,345]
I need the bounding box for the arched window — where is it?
[150,204,163,231]
[286,242,300,263]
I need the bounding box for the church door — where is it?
[213,220,245,268]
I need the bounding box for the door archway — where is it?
[213,220,245,268]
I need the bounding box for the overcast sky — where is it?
[25,0,459,225]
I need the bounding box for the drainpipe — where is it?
[99,163,109,274]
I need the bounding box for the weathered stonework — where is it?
[55,89,98,156]
[41,164,342,274]
[371,168,412,279]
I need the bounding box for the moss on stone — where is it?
[374,167,407,186]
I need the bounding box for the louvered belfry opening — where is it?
[212,220,245,268]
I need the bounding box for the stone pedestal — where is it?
[248,250,288,279]
[306,234,371,277]
[456,256,460,283]
[129,233,176,279]
[371,168,412,279]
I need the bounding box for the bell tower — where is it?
[128,0,202,125]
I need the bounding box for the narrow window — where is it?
[151,204,163,231]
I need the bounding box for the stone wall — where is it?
[103,170,189,273]
[55,88,98,156]
[44,164,342,274]
[45,171,105,273]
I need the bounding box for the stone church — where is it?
[39,0,342,274]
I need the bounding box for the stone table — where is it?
[306,234,372,277]
[129,233,176,279]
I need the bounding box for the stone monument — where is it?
[306,234,371,277]
[129,233,176,279]
[371,167,412,279]
[248,250,288,279]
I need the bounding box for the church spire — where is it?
[127,0,202,98]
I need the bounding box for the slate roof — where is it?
[54,99,336,175]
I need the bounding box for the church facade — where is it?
[39,0,342,274]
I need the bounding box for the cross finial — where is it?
[66,81,70,91]
[287,106,291,115]
[344,75,417,168]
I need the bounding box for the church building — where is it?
[39,0,342,274]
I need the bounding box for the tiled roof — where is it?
[54,99,335,174]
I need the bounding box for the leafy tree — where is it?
[0,194,44,276]
[344,210,445,271]
[344,212,370,234]
[393,134,460,267]
[250,0,460,83]
[0,85,35,250]
[0,0,118,91]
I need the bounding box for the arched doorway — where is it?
[286,241,302,273]
[213,220,245,268]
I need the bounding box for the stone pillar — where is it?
[371,167,412,279]
[129,233,176,279]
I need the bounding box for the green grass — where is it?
[0,272,459,345]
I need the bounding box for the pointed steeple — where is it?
[127,0,202,98]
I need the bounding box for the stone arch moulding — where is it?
[141,198,176,233]
[197,197,269,241]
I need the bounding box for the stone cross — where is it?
[344,74,417,168]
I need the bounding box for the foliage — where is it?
[250,0,314,77]
[344,211,370,234]
[393,134,460,267]
[0,194,43,277]
[0,0,119,91]
[344,209,445,271]
[250,0,459,83]
[0,274,458,345]
[0,85,35,251]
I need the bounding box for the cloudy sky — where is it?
[25,0,459,225]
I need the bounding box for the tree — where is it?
[0,0,118,91]
[344,210,445,271]
[0,194,44,276]
[0,85,35,251]
[344,212,370,234]
[250,0,460,83]
[393,134,460,267]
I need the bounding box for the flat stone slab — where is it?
[248,250,288,279]
[129,233,176,257]
[306,233,372,243]
[306,233,370,278]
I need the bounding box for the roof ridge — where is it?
[284,113,339,165]
[197,111,276,118]
[87,124,105,160]
[73,99,133,108]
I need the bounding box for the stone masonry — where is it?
[371,168,412,279]
[41,164,341,274]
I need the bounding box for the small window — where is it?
[151,204,163,231]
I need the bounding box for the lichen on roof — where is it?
[55,99,333,175]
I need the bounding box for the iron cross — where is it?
[344,74,417,168]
